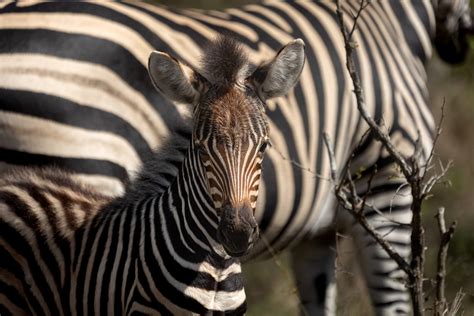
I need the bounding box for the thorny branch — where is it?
[333,1,458,315]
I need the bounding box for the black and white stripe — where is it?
[0,156,246,315]
[0,34,305,315]
[0,1,472,314]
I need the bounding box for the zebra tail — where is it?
[434,0,474,64]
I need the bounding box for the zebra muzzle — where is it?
[217,203,259,257]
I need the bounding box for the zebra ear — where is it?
[148,51,208,105]
[249,39,305,100]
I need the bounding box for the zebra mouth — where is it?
[217,227,255,258]
[223,247,248,257]
[221,239,255,257]
[216,203,259,257]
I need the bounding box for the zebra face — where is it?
[148,36,305,257]
[193,85,269,256]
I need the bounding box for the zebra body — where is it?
[0,1,471,314]
[0,165,246,315]
[0,36,305,315]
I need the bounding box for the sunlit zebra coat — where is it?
[0,1,471,314]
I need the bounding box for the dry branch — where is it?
[434,207,457,316]
[333,1,458,315]
[323,133,412,275]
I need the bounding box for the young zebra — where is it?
[0,36,305,315]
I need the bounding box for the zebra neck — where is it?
[161,143,227,257]
[135,146,246,313]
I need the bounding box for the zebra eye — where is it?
[197,145,210,160]
[258,141,268,153]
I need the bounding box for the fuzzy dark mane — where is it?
[123,123,191,202]
[201,35,249,87]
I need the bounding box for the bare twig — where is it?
[423,160,453,196]
[450,289,466,316]
[323,132,412,276]
[434,207,457,316]
[325,133,338,182]
[423,99,446,176]
[269,141,329,180]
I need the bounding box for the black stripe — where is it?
[112,207,134,313]
[11,183,68,294]
[0,88,152,159]
[85,212,118,315]
[374,4,425,95]
[160,187,208,263]
[123,2,210,52]
[0,27,184,133]
[389,1,428,62]
[74,213,108,316]
[158,183,242,283]
[373,267,402,278]
[0,203,59,314]
[364,182,408,196]
[98,211,121,315]
[0,148,129,183]
[262,2,316,247]
[141,199,207,314]
[363,3,432,134]
[0,249,29,313]
[374,299,410,308]
[259,151,277,232]
[369,286,406,293]
[300,3,346,147]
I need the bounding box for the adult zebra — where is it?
[0,36,305,315]
[0,1,472,315]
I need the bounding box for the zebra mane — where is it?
[124,124,191,202]
[201,35,249,87]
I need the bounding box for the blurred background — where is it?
[152,1,474,314]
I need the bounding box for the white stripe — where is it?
[243,4,293,32]
[71,174,124,197]
[98,2,203,68]
[0,12,153,66]
[0,53,169,149]
[0,110,141,175]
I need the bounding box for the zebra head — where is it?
[148,36,305,257]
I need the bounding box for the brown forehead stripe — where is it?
[198,87,267,144]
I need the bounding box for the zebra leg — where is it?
[349,165,412,315]
[291,232,337,316]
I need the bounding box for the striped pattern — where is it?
[1,1,469,314]
[0,161,246,314]
[0,34,303,315]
